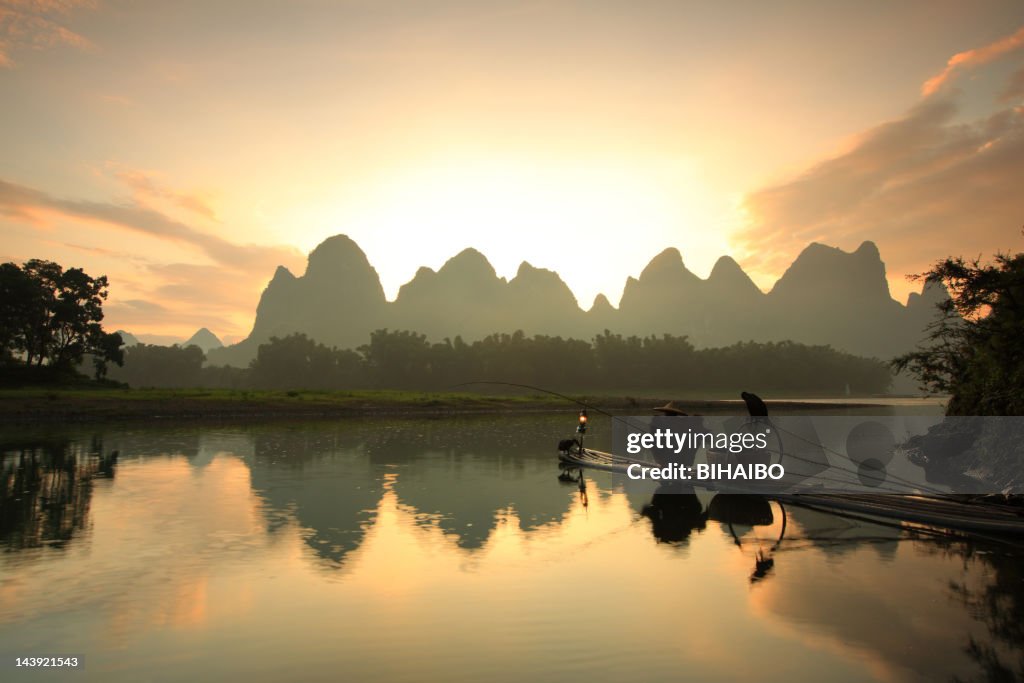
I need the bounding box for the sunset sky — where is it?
[2,0,1023,343]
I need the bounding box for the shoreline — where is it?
[0,387,925,424]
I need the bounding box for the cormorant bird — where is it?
[751,549,775,583]
[741,391,768,417]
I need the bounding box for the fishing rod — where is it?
[454,382,878,487]
[767,421,955,497]
[456,384,856,490]
[450,380,651,431]
[454,381,957,497]
[451,380,609,415]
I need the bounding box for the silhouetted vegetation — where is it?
[104,329,890,393]
[0,259,123,382]
[13,323,896,395]
[894,250,1024,415]
[246,332,362,389]
[107,343,206,388]
[0,257,894,396]
[926,539,1024,683]
[231,329,889,394]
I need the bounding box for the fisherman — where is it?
[650,401,703,467]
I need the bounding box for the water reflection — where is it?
[942,541,1024,682]
[0,436,117,553]
[240,418,584,564]
[0,417,1020,683]
[640,483,707,544]
[707,495,781,582]
[248,425,384,568]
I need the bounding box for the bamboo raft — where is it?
[558,446,650,472]
[776,492,1024,536]
[558,446,1024,536]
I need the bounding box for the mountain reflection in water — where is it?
[0,415,1021,683]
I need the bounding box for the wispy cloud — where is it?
[735,96,1024,297]
[4,1,96,11]
[102,261,272,338]
[0,177,300,272]
[0,0,96,67]
[116,298,169,315]
[109,165,219,222]
[97,93,138,108]
[146,262,262,313]
[103,297,219,334]
[921,24,1024,97]
[1,176,305,337]
[58,241,151,263]
[738,30,1024,294]
[1001,66,1024,103]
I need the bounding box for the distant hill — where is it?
[389,250,585,340]
[114,328,223,354]
[114,330,141,347]
[207,234,948,367]
[216,235,386,363]
[181,328,223,354]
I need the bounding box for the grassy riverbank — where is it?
[0,387,566,423]
[0,386,909,423]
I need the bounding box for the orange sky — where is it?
[2,0,1023,343]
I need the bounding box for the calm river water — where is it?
[1,412,1021,682]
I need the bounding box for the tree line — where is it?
[8,250,1021,411]
[14,254,890,396]
[108,329,894,395]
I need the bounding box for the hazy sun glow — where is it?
[2,1,1022,339]
[288,157,737,306]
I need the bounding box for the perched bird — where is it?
[741,391,769,417]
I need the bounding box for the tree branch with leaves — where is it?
[894,250,1024,415]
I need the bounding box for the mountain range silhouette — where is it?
[207,234,946,367]
[115,327,223,353]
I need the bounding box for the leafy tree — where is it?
[0,263,36,365]
[593,330,645,388]
[894,251,1024,415]
[359,329,433,388]
[250,334,362,390]
[91,332,126,380]
[0,259,123,376]
[108,344,205,388]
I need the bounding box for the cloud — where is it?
[1002,66,1024,103]
[118,298,170,315]
[1,176,305,337]
[58,241,151,263]
[4,1,96,11]
[110,166,219,222]
[735,97,1024,296]
[102,261,272,337]
[921,24,1024,97]
[0,177,301,272]
[0,0,96,67]
[97,93,137,107]
[146,262,264,313]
